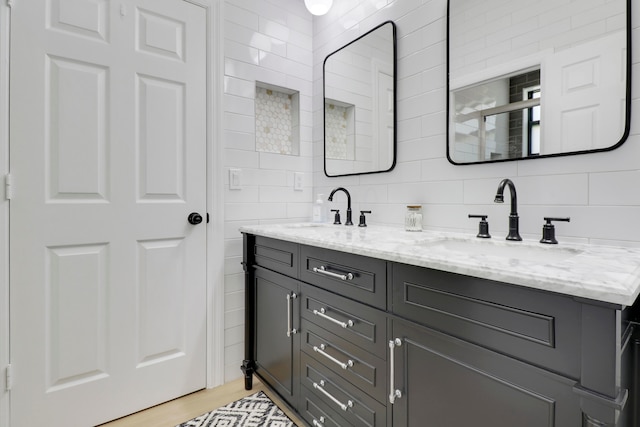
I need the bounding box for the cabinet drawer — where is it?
[392,263,581,378]
[253,236,299,278]
[301,318,387,404]
[300,245,387,309]
[301,283,387,359]
[301,352,387,427]
[299,386,351,427]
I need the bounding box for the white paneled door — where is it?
[542,31,627,154]
[9,1,207,425]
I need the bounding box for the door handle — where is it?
[313,343,354,370]
[313,307,354,329]
[313,265,354,281]
[188,212,203,225]
[313,380,353,411]
[286,292,297,337]
[389,338,402,404]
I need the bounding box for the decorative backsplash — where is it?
[255,85,299,155]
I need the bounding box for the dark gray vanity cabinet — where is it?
[242,235,301,405]
[243,233,640,427]
[253,266,300,408]
[391,262,637,427]
[389,319,581,426]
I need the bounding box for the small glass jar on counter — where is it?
[405,205,423,232]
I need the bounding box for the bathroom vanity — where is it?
[240,224,640,427]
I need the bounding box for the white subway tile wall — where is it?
[223,0,640,382]
[222,0,313,382]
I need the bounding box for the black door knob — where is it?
[188,212,203,225]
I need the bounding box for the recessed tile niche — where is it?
[255,83,300,156]
[325,100,355,160]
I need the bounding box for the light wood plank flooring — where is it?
[99,377,306,427]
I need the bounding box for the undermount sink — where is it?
[416,237,582,265]
[280,223,332,229]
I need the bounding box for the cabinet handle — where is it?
[286,292,297,337]
[312,416,325,427]
[313,344,354,370]
[313,307,354,329]
[389,338,402,404]
[313,265,354,281]
[313,380,354,412]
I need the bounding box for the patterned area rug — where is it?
[175,391,297,427]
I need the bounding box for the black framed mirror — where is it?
[324,21,397,177]
[447,0,631,165]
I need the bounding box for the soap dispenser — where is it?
[312,194,327,223]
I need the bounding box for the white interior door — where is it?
[9,1,207,425]
[541,31,626,154]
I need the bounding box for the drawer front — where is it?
[301,283,387,359]
[392,263,581,378]
[254,236,298,278]
[299,386,351,427]
[301,352,387,427]
[301,318,387,403]
[300,245,387,309]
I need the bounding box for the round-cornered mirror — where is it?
[324,21,396,177]
[447,0,631,164]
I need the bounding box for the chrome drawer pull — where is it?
[313,265,354,281]
[313,344,354,370]
[389,338,402,404]
[313,380,354,412]
[312,416,325,427]
[286,293,297,337]
[313,307,354,329]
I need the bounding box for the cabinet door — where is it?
[390,320,582,427]
[254,267,300,407]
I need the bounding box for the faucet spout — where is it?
[328,187,353,225]
[494,179,522,241]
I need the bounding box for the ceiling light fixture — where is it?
[304,0,333,16]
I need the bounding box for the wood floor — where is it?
[99,377,307,427]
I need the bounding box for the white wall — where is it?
[221,0,314,381]
[313,0,640,248]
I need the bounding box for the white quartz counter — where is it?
[240,223,640,307]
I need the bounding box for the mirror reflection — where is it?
[447,0,630,164]
[324,21,396,177]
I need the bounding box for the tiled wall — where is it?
[222,0,313,381]
[449,0,625,80]
[313,0,640,248]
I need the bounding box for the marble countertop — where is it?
[239,223,640,307]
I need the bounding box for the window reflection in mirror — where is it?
[324,21,396,177]
[447,0,631,164]
[452,69,541,161]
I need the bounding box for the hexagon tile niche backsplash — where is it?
[255,86,299,155]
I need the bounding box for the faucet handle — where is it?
[358,211,372,227]
[540,217,570,244]
[468,214,491,239]
[331,209,341,225]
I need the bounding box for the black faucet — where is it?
[328,187,353,225]
[494,179,522,241]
